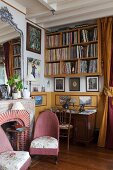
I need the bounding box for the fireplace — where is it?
[0,110,30,151]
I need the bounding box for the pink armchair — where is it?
[30,110,59,163]
[0,126,31,170]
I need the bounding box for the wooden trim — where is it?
[1,0,26,15]
[55,94,98,107]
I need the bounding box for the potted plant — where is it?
[7,75,23,99]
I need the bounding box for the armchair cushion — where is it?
[30,136,58,149]
[0,151,30,170]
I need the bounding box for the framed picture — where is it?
[27,57,41,79]
[26,22,41,54]
[69,78,80,91]
[32,94,47,107]
[35,96,42,106]
[54,78,65,92]
[79,96,92,105]
[86,76,99,92]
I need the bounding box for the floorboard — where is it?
[29,142,113,170]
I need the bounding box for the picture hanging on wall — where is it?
[54,78,65,92]
[26,22,41,54]
[86,76,99,92]
[27,57,41,80]
[69,78,80,91]
[79,96,92,105]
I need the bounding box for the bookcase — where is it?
[45,20,101,77]
[12,37,21,77]
[0,45,4,64]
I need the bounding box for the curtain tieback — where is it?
[104,87,113,97]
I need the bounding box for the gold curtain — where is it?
[98,17,113,147]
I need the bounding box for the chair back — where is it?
[0,126,13,153]
[56,109,72,126]
[34,110,59,140]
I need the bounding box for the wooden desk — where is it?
[6,127,28,151]
[71,110,96,144]
[55,109,96,145]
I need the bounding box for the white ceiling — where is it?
[0,20,20,44]
[0,0,113,42]
[14,0,113,28]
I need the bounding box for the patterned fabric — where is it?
[59,124,73,129]
[0,151,30,170]
[30,136,58,149]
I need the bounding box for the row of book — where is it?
[13,45,21,55]
[62,61,78,74]
[13,57,21,68]
[45,63,60,75]
[62,31,78,46]
[46,43,98,62]
[80,28,97,42]
[14,69,21,77]
[80,59,97,73]
[46,48,69,61]
[70,43,98,59]
[46,34,61,48]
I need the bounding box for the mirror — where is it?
[0,6,24,99]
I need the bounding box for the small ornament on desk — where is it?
[79,104,85,112]
[33,87,38,91]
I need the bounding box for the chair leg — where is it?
[67,135,70,150]
[54,156,58,164]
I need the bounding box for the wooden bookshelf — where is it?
[45,20,102,77]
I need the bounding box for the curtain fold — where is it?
[3,42,10,79]
[105,27,113,149]
[98,17,112,147]
[3,41,13,79]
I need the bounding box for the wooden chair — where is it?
[56,108,73,150]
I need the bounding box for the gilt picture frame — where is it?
[26,22,41,54]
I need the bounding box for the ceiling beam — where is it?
[37,0,56,10]
[44,7,113,28]
[36,1,113,24]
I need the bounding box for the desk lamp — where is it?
[25,74,36,93]
[70,98,76,108]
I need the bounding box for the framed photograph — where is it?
[69,78,80,91]
[54,78,65,92]
[86,76,99,92]
[26,22,41,54]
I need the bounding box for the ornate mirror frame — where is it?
[0,6,24,80]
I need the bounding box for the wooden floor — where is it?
[29,142,113,170]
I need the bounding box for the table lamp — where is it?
[25,74,36,93]
[70,98,76,108]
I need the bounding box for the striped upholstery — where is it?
[0,126,13,153]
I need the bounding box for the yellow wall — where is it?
[31,92,52,120]
[31,91,104,128]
